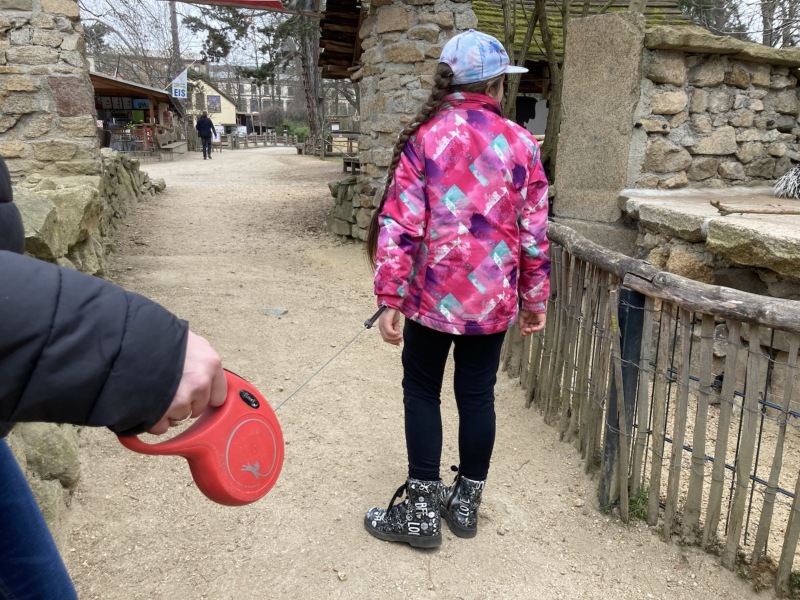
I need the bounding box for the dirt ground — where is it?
[63,146,767,600]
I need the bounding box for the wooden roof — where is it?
[318,0,690,79]
[319,0,364,79]
[90,72,173,100]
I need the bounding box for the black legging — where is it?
[401,318,506,482]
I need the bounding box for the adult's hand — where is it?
[519,310,546,337]
[378,307,403,346]
[148,331,227,434]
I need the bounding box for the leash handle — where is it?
[364,305,387,329]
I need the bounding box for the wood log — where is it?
[622,271,800,334]
[548,222,657,281]
[710,199,800,216]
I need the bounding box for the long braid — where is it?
[365,63,454,269]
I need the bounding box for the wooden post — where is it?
[683,313,716,536]
[776,338,800,590]
[647,303,673,527]
[570,261,594,447]
[579,268,599,462]
[663,308,692,542]
[630,295,655,496]
[587,276,612,473]
[563,259,588,443]
[702,320,742,549]
[722,326,765,569]
[524,328,544,408]
[545,245,568,423]
[558,254,583,440]
[756,333,799,566]
[599,289,632,519]
[599,288,643,516]
[534,262,559,412]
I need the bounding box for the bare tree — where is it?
[680,0,798,46]
[498,0,569,175]
[500,0,540,122]
[78,0,198,86]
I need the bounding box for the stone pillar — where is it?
[352,0,476,241]
[551,12,645,253]
[0,0,100,180]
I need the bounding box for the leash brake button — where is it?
[240,390,260,409]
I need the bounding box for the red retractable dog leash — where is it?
[118,307,386,506]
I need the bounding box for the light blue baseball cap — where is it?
[439,29,528,85]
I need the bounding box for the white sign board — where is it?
[172,84,187,99]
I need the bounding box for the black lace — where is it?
[386,482,407,512]
[448,464,460,485]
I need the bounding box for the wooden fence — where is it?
[186,129,299,152]
[502,222,800,595]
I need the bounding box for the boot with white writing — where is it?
[364,478,442,548]
[440,471,485,538]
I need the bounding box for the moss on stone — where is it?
[474,0,690,62]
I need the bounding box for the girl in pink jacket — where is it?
[364,30,551,548]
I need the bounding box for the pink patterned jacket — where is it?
[374,92,550,335]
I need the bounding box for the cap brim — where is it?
[504,65,529,75]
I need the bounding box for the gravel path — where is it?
[63,146,765,600]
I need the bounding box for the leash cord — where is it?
[273,306,386,412]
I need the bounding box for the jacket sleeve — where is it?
[373,141,427,309]
[518,144,551,313]
[0,251,188,435]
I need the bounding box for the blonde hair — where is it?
[365,65,504,269]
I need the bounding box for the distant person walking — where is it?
[196,111,216,160]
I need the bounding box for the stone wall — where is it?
[0,0,100,179]
[14,149,165,274]
[633,27,800,190]
[553,14,800,253]
[6,423,82,549]
[339,0,476,241]
[326,174,359,237]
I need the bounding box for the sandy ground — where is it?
[63,146,767,600]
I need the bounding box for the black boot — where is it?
[364,478,442,548]
[440,470,485,538]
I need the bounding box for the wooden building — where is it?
[318,0,364,80]
[319,0,690,89]
[90,72,181,129]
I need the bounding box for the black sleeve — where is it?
[0,251,188,435]
[0,156,24,254]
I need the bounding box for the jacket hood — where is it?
[0,156,12,206]
[0,156,24,254]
